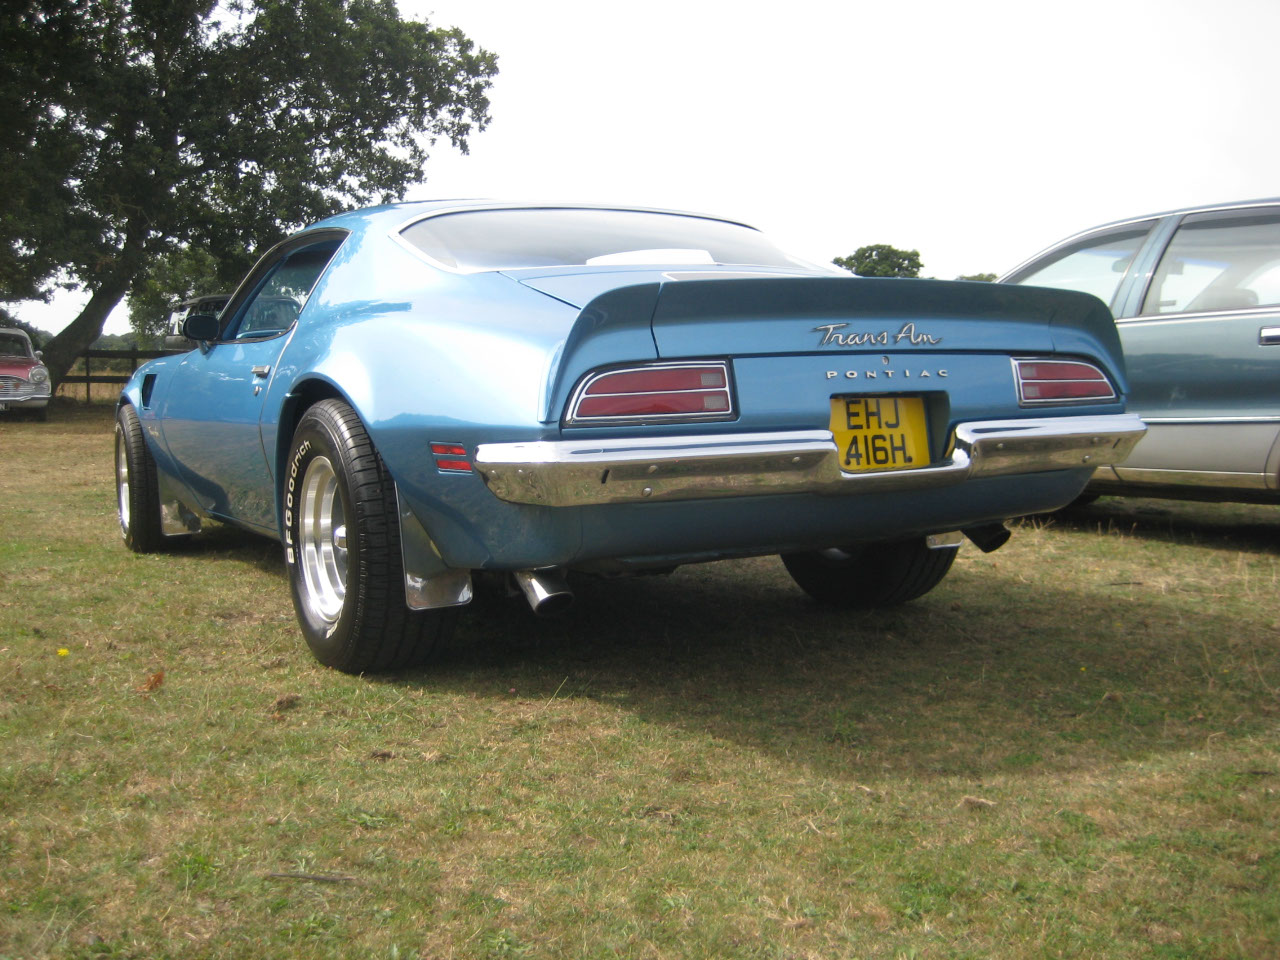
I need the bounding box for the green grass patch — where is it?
[1,404,1278,958]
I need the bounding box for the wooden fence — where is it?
[60,348,178,403]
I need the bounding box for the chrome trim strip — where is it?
[1139,415,1280,424]
[474,414,1147,507]
[1116,306,1280,325]
[1111,466,1268,491]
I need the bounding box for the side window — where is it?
[1141,210,1280,315]
[231,244,339,339]
[1006,224,1154,310]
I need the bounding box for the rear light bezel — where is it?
[565,360,736,427]
[1012,357,1118,406]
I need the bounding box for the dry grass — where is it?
[1,403,1278,959]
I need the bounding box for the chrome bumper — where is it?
[474,413,1147,507]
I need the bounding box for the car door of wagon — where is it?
[1113,206,1280,492]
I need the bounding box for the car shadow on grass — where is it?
[1036,496,1280,556]
[381,550,1278,783]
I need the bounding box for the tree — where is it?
[956,272,997,283]
[2,0,497,386]
[126,246,234,344]
[833,244,923,278]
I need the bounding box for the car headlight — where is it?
[30,366,49,384]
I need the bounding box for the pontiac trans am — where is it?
[116,201,1146,673]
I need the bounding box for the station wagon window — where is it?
[399,208,812,272]
[1005,223,1154,310]
[230,243,340,339]
[1141,210,1280,315]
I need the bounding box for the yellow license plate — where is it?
[830,396,930,473]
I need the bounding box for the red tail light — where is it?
[1014,358,1116,404]
[430,442,472,472]
[567,362,734,424]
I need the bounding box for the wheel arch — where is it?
[274,377,351,534]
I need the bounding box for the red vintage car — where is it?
[0,328,52,420]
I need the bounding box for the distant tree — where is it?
[833,245,923,278]
[126,246,236,343]
[2,0,497,387]
[956,272,998,283]
[0,316,53,349]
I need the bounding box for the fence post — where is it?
[84,353,91,404]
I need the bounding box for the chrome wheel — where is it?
[115,425,131,538]
[298,455,348,624]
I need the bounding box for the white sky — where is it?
[18,0,1280,335]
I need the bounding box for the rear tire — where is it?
[285,399,454,673]
[115,404,165,552]
[781,538,957,607]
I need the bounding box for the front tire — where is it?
[781,538,957,607]
[115,404,165,552]
[285,399,454,673]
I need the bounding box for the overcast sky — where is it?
[19,0,1280,334]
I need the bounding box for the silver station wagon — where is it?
[1003,199,1280,505]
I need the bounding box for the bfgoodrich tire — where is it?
[115,404,166,552]
[285,399,454,673]
[781,538,957,607]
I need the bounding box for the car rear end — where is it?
[446,274,1145,572]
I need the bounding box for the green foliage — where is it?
[2,0,497,383]
[832,244,924,278]
[0,316,53,349]
[125,246,232,342]
[957,272,998,282]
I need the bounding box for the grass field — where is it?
[2,402,1278,959]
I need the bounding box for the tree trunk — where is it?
[40,276,133,389]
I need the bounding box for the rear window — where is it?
[398,208,812,272]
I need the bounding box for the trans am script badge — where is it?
[814,322,942,347]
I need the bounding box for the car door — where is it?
[1113,206,1280,491]
[159,236,342,533]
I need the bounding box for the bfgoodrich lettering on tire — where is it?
[781,538,957,607]
[285,399,454,673]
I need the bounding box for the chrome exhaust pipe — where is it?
[513,569,574,617]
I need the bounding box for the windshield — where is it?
[0,335,32,359]
[399,208,816,272]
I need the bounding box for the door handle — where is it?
[252,365,271,378]
[1259,327,1280,345]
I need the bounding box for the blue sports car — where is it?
[116,201,1145,672]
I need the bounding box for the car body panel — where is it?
[121,200,1144,608]
[1002,198,1280,503]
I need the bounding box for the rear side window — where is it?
[1141,210,1280,315]
[1006,223,1154,310]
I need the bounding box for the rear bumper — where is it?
[474,413,1147,507]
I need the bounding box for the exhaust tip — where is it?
[962,523,1011,554]
[513,569,574,617]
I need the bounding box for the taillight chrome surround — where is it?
[565,361,735,426]
[1013,358,1117,405]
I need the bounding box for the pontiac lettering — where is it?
[814,321,942,347]
[825,369,948,380]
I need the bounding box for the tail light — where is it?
[430,442,472,472]
[566,362,734,425]
[1014,358,1116,405]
